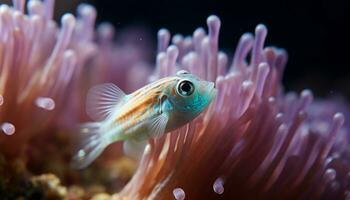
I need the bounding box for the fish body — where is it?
[72,70,216,169]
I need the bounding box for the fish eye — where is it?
[177,80,194,96]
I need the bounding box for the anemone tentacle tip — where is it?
[173,188,186,200]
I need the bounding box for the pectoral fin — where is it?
[149,112,169,138]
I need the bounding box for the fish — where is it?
[72,70,217,169]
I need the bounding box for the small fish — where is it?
[72,70,216,169]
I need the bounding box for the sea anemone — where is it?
[0,0,85,158]
[115,16,350,200]
[0,1,349,200]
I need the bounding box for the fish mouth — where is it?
[207,82,217,98]
[209,82,215,89]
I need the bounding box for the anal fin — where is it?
[123,140,148,160]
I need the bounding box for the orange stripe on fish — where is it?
[113,77,178,124]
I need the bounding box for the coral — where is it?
[0,156,44,200]
[31,174,67,199]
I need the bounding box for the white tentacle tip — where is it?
[1,122,15,135]
[61,13,76,27]
[255,24,267,34]
[213,177,225,194]
[158,28,170,38]
[207,15,220,26]
[173,188,185,200]
[35,97,55,111]
[78,4,96,17]
[333,112,345,125]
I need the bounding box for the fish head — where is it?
[166,70,217,119]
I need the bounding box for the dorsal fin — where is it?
[86,83,126,121]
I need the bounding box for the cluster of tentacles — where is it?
[0,1,349,200]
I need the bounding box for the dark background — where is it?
[83,0,348,97]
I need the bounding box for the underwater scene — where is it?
[0,0,348,199]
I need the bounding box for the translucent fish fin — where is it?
[123,140,148,160]
[149,113,169,138]
[71,122,109,169]
[86,83,126,121]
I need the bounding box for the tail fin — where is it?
[71,122,109,169]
